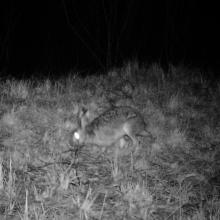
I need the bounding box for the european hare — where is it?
[71,106,151,150]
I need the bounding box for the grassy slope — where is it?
[0,62,220,220]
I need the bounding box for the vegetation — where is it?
[0,62,220,219]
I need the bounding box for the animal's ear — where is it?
[80,107,88,117]
[78,107,90,128]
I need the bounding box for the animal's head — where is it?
[71,107,92,145]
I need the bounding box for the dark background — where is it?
[0,0,219,77]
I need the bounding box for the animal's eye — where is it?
[74,132,80,140]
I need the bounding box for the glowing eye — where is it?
[74,132,80,140]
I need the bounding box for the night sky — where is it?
[0,0,220,77]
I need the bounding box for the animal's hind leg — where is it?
[119,137,127,149]
[128,135,138,150]
[116,136,133,156]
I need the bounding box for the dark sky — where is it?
[0,0,219,76]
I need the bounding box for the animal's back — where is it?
[90,106,142,128]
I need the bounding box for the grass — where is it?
[0,61,220,219]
